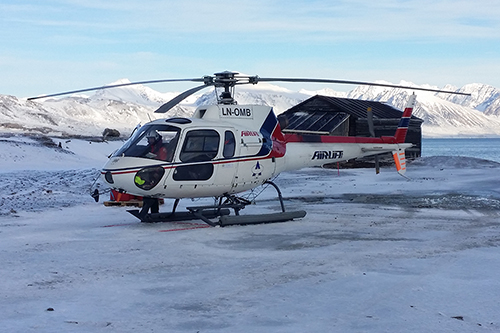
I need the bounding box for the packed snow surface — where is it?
[1,136,500,332]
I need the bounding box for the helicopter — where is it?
[28,71,470,226]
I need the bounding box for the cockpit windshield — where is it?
[113,124,180,162]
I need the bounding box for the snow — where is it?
[92,79,181,107]
[1,136,500,332]
[0,135,123,171]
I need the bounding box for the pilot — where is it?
[146,130,167,161]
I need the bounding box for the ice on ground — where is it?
[1,135,499,332]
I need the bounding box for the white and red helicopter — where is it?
[29,71,468,226]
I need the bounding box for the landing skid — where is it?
[127,208,231,225]
[128,181,307,227]
[219,211,306,227]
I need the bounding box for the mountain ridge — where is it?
[1,81,499,137]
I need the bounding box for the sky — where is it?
[1,0,499,98]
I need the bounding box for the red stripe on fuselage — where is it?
[101,155,277,176]
[269,122,286,158]
[284,133,397,144]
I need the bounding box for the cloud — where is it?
[109,0,500,40]
[1,0,499,96]
[3,0,499,43]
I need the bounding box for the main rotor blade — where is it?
[27,78,205,101]
[154,84,210,113]
[256,77,471,96]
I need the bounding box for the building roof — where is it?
[281,95,422,135]
[284,95,421,120]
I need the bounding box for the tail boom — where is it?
[280,140,411,172]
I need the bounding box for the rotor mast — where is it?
[214,71,239,105]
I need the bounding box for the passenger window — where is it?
[223,131,236,158]
[173,163,214,181]
[180,130,220,162]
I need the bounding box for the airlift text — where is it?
[221,107,253,118]
[312,150,344,160]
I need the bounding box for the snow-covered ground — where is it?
[1,136,500,332]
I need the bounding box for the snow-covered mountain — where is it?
[1,80,500,137]
[92,79,178,107]
[346,82,500,137]
[442,83,500,116]
[0,84,192,137]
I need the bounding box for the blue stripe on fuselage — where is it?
[256,110,277,156]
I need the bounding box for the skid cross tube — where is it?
[186,194,251,226]
[264,180,286,212]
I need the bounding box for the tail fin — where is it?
[394,93,417,143]
[392,148,407,176]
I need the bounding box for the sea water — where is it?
[422,138,500,163]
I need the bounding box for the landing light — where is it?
[134,166,165,190]
[104,171,114,184]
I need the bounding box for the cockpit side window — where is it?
[113,124,180,162]
[223,131,236,158]
[180,130,220,163]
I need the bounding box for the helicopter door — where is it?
[170,129,231,196]
[218,130,238,187]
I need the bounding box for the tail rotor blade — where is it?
[366,106,380,173]
[367,107,375,137]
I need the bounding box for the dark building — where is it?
[279,95,423,162]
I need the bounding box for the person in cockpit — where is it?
[146,130,168,161]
